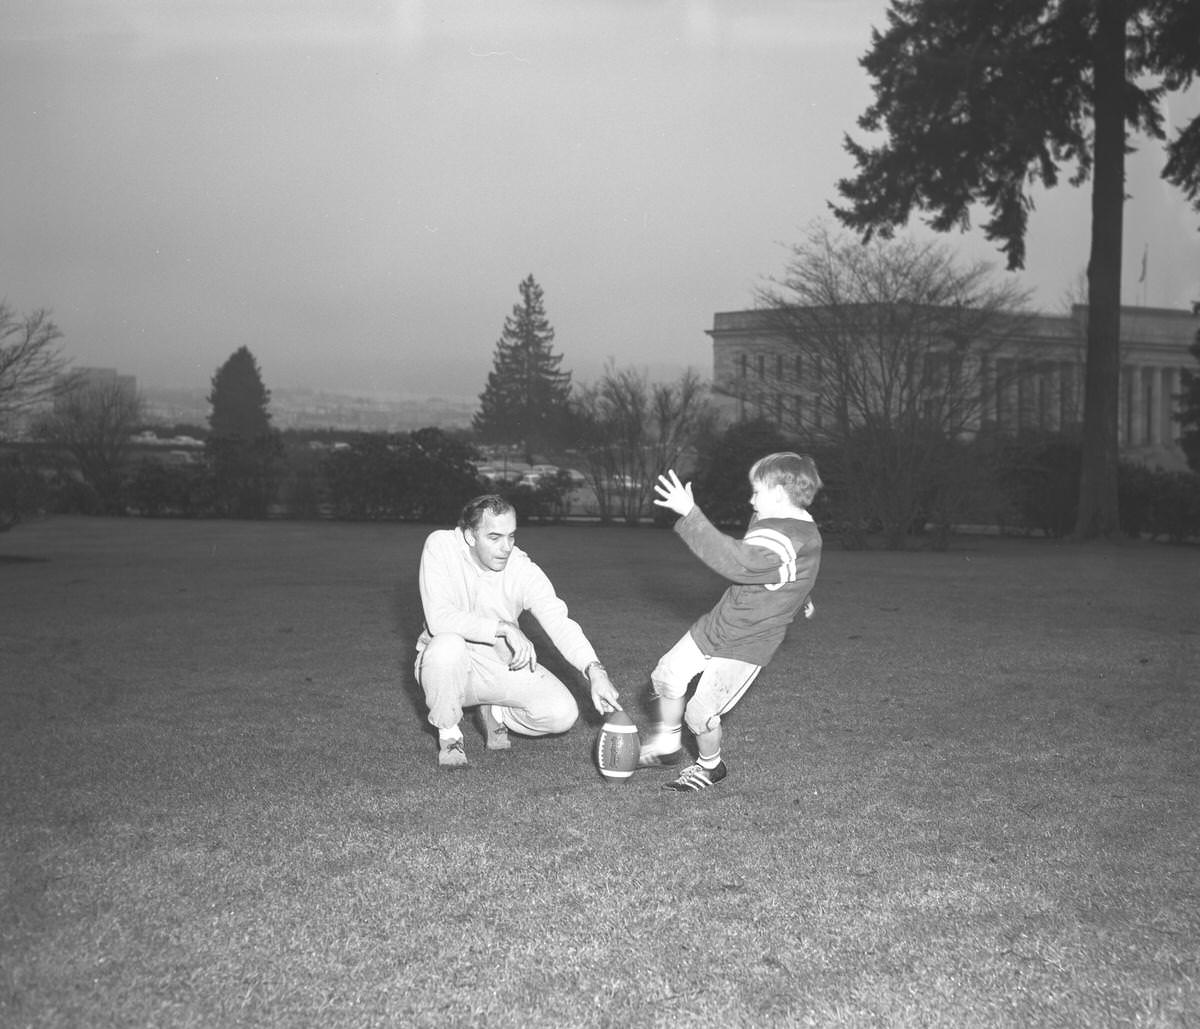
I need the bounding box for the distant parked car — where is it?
[476,465,522,486]
[603,473,639,491]
[517,471,548,489]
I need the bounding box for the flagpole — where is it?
[1138,243,1148,307]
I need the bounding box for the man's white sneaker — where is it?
[480,705,511,750]
[438,738,468,768]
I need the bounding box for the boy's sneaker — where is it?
[637,734,683,768]
[480,705,510,750]
[662,761,727,792]
[438,738,468,768]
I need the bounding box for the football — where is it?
[596,710,640,781]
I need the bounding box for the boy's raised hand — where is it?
[653,469,695,517]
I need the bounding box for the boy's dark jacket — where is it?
[673,506,822,666]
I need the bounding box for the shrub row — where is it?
[8,428,1199,544]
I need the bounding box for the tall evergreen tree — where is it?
[474,275,572,462]
[832,0,1200,540]
[208,346,273,438]
[206,347,282,518]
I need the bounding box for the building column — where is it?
[1016,360,1032,431]
[967,352,988,434]
[1146,366,1161,445]
[1059,360,1079,432]
[1132,365,1143,446]
[1054,361,1070,432]
[1162,367,1179,446]
[1043,362,1060,431]
[1119,364,1131,445]
[995,358,1013,431]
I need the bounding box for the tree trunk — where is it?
[1074,0,1126,540]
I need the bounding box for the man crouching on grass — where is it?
[414,494,623,768]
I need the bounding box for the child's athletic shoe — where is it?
[480,705,511,750]
[438,738,468,768]
[662,761,727,791]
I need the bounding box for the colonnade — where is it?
[988,358,1183,447]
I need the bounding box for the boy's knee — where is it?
[649,668,687,702]
[684,704,719,737]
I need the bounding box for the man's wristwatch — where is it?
[584,660,606,677]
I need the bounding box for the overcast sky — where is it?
[2,1,1198,400]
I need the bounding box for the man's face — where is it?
[465,508,517,572]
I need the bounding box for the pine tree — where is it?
[208,346,273,438]
[474,275,572,463]
[205,347,282,518]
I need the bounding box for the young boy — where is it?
[639,453,822,792]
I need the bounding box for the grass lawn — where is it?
[1,516,1198,1028]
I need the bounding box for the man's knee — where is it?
[423,632,467,660]
[542,691,579,734]
[417,634,468,684]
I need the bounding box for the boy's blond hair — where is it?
[748,452,822,508]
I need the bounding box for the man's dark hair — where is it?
[458,494,515,532]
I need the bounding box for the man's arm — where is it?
[522,563,622,714]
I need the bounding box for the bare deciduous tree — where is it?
[742,224,1034,547]
[0,303,73,437]
[36,378,143,514]
[572,365,712,525]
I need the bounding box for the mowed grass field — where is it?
[1,516,1198,1028]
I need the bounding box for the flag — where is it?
[1139,244,1148,284]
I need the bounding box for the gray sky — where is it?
[2,1,1198,399]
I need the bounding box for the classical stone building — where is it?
[708,304,1198,470]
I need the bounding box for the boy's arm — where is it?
[654,470,803,586]
[674,506,802,585]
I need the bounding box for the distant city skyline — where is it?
[136,381,476,432]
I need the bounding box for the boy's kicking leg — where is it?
[638,634,706,767]
[638,694,685,765]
